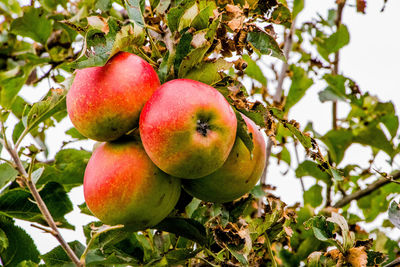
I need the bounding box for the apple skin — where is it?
[139,79,237,179]
[83,138,181,230]
[67,52,160,141]
[182,114,266,203]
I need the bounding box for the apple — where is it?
[139,79,237,179]
[182,114,266,203]
[67,52,160,141]
[83,137,181,230]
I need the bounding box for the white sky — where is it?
[7,0,400,255]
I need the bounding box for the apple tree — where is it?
[0,0,399,266]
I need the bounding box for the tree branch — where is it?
[333,172,400,208]
[0,122,82,267]
[384,257,400,267]
[331,0,345,131]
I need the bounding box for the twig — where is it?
[331,0,346,130]
[80,224,124,265]
[293,141,305,192]
[265,234,277,267]
[333,171,400,208]
[0,122,82,267]
[384,257,400,267]
[31,223,57,235]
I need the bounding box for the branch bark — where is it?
[333,172,400,208]
[0,123,82,267]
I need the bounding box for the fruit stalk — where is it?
[0,122,82,267]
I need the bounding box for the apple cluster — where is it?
[67,52,266,231]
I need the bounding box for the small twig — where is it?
[325,183,332,207]
[331,0,346,130]
[265,234,277,267]
[384,257,400,267]
[333,171,400,208]
[293,141,305,192]
[80,224,124,265]
[31,223,57,235]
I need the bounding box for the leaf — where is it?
[284,123,312,149]
[41,241,85,266]
[174,31,194,74]
[295,161,331,184]
[242,54,267,86]
[31,167,44,184]
[347,247,367,267]
[304,216,335,244]
[389,201,400,229]
[285,65,313,112]
[356,0,366,13]
[235,111,254,155]
[178,3,199,31]
[21,90,66,142]
[10,7,52,44]
[321,129,353,164]
[0,182,73,229]
[0,163,18,189]
[191,4,214,30]
[353,126,395,157]
[247,30,286,62]
[154,217,208,246]
[327,212,354,250]
[16,260,38,267]
[184,58,232,85]
[269,4,291,27]
[292,0,304,18]
[178,44,211,78]
[167,0,196,32]
[366,251,387,265]
[165,248,201,265]
[0,216,40,266]
[324,24,350,54]
[37,149,91,191]
[303,184,323,208]
[65,127,86,140]
[78,202,94,217]
[227,245,249,266]
[125,0,145,28]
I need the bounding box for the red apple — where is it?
[182,114,266,203]
[67,52,160,141]
[83,137,181,230]
[139,79,237,179]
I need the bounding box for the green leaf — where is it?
[292,0,304,18]
[0,182,73,229]
[167,0,195,32]
[165,248,200,265]
[191,4,214,30]
[389,201,400,229]
[65,127,86,140]
[243,54,266,86]
[325,24,350,54]
[322,129,353,164]
[227,245,249,266]
[303,184,323,208]
[0,163,18,189]
[16,260,38,267]
[78,202,94,217]
[0,228,8,252]
[0,216,40,266]
[269,4,291,27]
[184,58,233,85]
[41,241,85,266]
[174,31,194,74]
[235,111,254,155]
[31,167,44,184]
[295,161,331,184]
[304,216,335,243]
[178,43,211,78]
[10,7,52,44]
[284,123,312,149]
[285,65,313,112]
[155,217,208,246]
[125,0,145,28]
[21,90,66,142]
[353,126,395,157]
[247,31,286,62]
[38,149,91,191]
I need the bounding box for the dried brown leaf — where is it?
[347,247,367,267]
[356,0,367,13]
